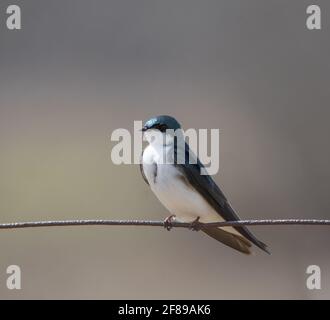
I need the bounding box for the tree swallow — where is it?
[140,115,269,254]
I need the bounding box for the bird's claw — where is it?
[164,214,176,231]
[189,216,201,231]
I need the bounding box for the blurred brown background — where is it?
[0,0,330,299]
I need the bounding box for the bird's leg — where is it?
[164,214,176,231]
[189,216,201,231]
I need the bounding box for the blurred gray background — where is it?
[0,0,330,299]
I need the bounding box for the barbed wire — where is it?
[0,218,330,230]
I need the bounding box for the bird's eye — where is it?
[159,124,167,132]
[154,124,167,132]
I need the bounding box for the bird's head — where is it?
[142,115,182,146]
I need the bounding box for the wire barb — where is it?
[0,218,330,230]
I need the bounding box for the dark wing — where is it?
[175,143,269,254]
[140,151,149,185]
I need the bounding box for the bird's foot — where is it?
[164,214,176,231]
[189,216,201,231]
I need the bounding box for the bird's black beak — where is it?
[141,126,148,132]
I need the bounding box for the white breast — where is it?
[142,143,224,224]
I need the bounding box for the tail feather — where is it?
[202,227,253,254]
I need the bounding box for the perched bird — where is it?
[140,115,269,254]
